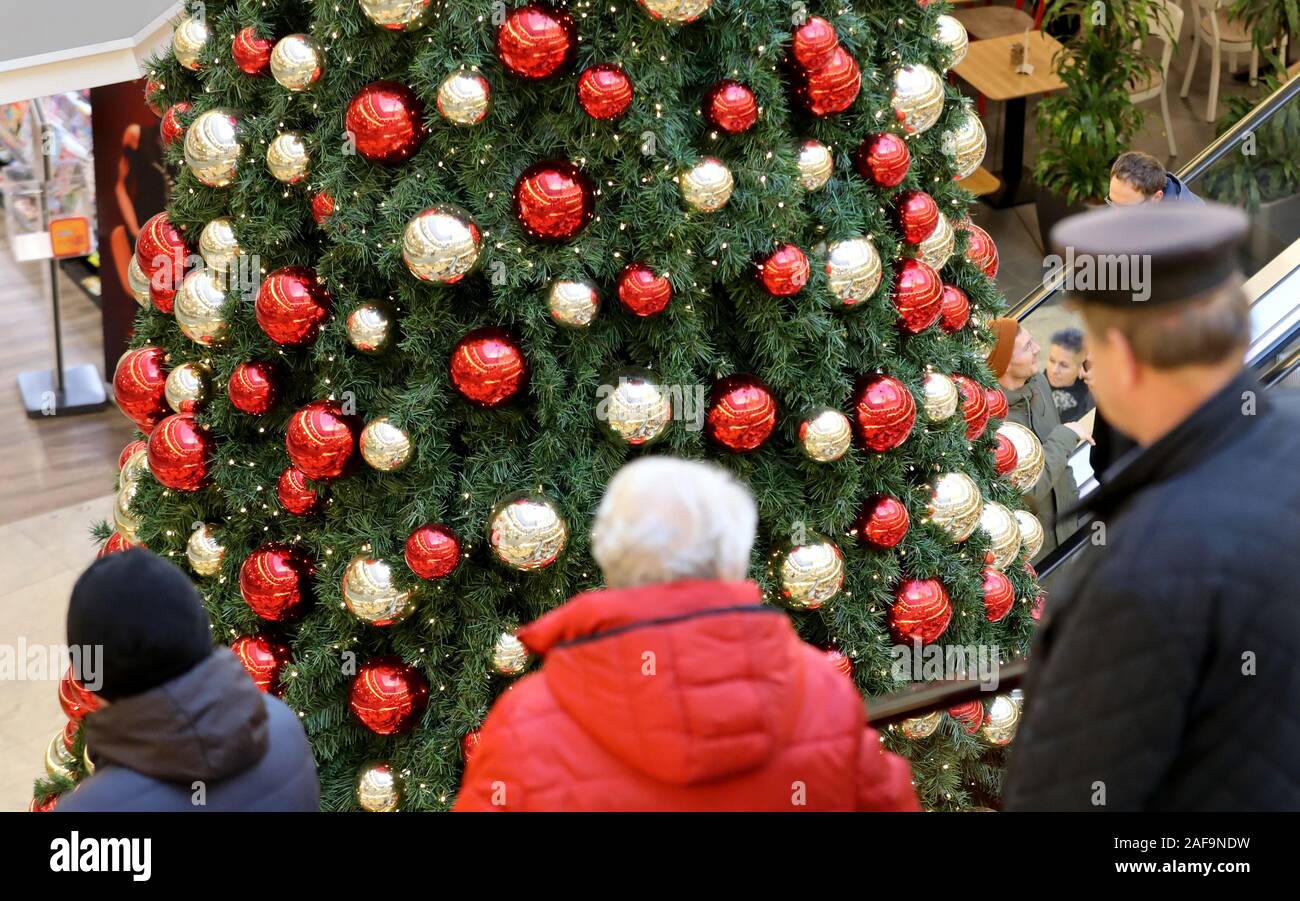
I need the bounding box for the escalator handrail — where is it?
[1006,72,1300,325]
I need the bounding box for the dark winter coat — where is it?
[1005,371,1082,554]
[57,650,319,812]
[1004,372,1300,810]
[454,580,919,812]
[1163,173,1202,203]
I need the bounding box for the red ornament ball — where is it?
[803,46,861,117]
[449,328,529,408]
[617,263,673,317]
[963,223,999,277]
[277,466,323,516]
[992,433,1019,475]
[853,374,917,452]
[227,360,280,415]
[255,266,332,347]
[147,413,213,491]
[513,160,594,242]
[117,439,147,471]
[231,633,293,694]
[98,532,136,558]
[756,243,810,297]
[825,648,853,678]
[938,284,971,333]
[135,212,189,291]
[405,524,461,580]
[144,77,165,117]
[986,387,1009,421]
[890,578,953,644]
[149,282,178,314]
[462,728,483,763]
[497,3,576,81]
[231,27,274,76]
[705,80,758,134]
[982,568,1015,622]
[892,259,943,333]
[1032,591,1046,622]
[345,80,427,165]
[952,374,991,440]
[577,64,634,120]
[792,16,839,71]
[311,190,335,226]
[854,133,910,188]
[113,346,169,432]
[857,494,910,549]
[948,699,985,732]
[705,375,778,453]
[160,102,191,147]
[59,667,103,722]
[240,545,314,622]
[894,190,939,244]
[286,400,361,480]
[349,657,429,735]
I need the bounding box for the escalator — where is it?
[868,73,1300,726]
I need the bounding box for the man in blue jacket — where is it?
[56,549,319,812]
[1107,150,1202,205]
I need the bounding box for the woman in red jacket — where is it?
[455,457,919,812]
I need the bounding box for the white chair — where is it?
[1180,0,1290,122]
[1130,0,1184,156]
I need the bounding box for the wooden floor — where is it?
[0,223,134,526]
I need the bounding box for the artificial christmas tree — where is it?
[39,0,1046,811]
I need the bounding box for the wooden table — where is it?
[953,31,1068,209]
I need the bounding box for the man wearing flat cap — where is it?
[1004,203,1300,811]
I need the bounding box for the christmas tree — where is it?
[52,0,1047,811]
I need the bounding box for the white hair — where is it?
[591,456,758,588]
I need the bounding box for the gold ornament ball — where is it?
[917,212,955,271]
[900,710,943,739]
[271,34,324,92]
[773,534,845,610]
[199,218,240,274]
[982,695,1021,745]
[127,255,152,307]
[923,371,959,421]
[183,109,241,188]
[979,500,1022,571]
[997,422,1046,492]
[360,417,414,472]
[83,745,95,775]
[175,267,230,346]
[548,279,600,328]
[437,70,491,126]
[114,480,143,546]
[45,731,78,781]
[120,445,150,488]
[934,15,969,69]
[797,407,852,462]
[402,205,482,284]
[797,140,834,191]
[186,523,226,577]
[638,0,714,22]
[347,301,397,355]
[165,361,211,414]
[680,157,734,213]
[342,556,419,626]
[928,472,984,542]
[598,369,673,446]
[172,14,209,71]
[1015,509,1045,561]
[267,131,310,184]
[358,0,432,31]
[488,493,568,571]
[356,761,403,812]
[492,632,531,676]
[942,107,988,181]
[825,236,883,306]
[892,64,945,135]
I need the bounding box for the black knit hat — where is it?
[67,548,212,701]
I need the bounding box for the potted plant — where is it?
[1031,0,1161,248]
[1229,0,1300,73]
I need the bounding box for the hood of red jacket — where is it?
[517,580,807,786]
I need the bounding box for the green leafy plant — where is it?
[1199,75,1300,210]
[1229,0,1300,70]
[1033,0,1161,205]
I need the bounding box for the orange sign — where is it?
[49,216,92,258]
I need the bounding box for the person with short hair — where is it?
[1046,327,1095,424]
[455,457,919,812]
[1108,150,1201,205]
[1004,203,1300,811]
[56,549,319,812]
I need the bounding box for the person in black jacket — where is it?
[1004,203,1300,811]
[56,549,319,812]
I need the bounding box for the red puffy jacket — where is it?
[454,580,919,811]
